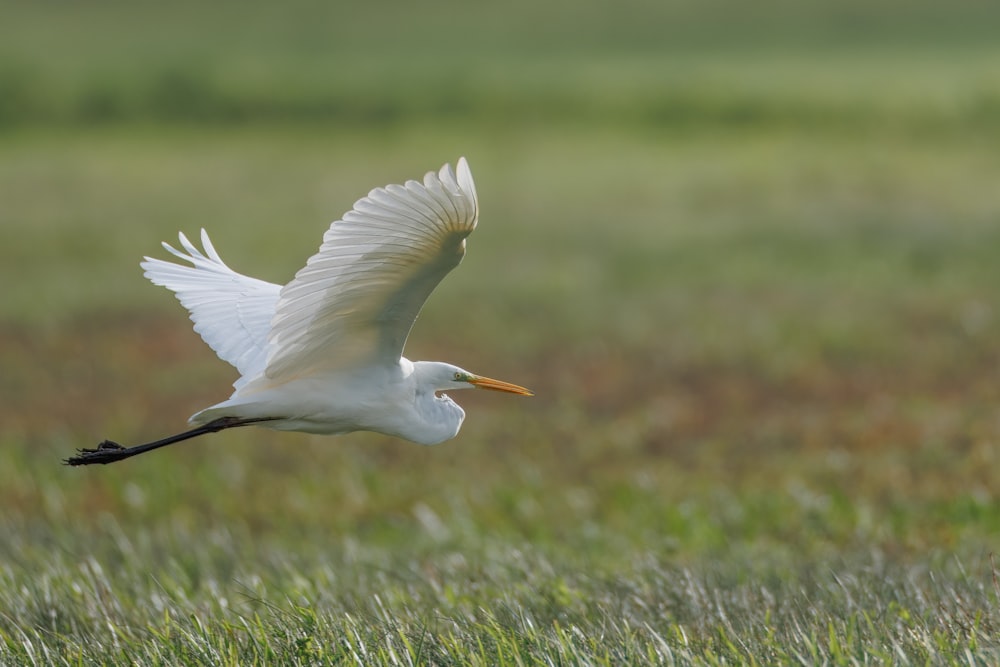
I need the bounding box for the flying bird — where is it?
[67,158,532,466]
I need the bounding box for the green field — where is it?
[4,1,1000,663]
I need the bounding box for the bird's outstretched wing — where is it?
[264,158,478,381]
[141,230,281,388]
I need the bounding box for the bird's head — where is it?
[418,362,534,396]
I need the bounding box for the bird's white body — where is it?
[136,158,531,448]
[192,360,466,445]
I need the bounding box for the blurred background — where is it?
[3,0,1000,641]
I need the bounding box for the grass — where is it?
[3,543,998,663]
[4,0,1000,131]
[4,0,1000,663]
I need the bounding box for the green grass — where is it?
[4,0,1000,131]
[4,1,1000,664]
[3,540,997,663]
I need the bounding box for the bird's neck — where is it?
[407,390,464,445]
[403,361,460,445]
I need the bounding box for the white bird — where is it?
[68,158,532,466]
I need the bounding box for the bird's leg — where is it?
[64,416,277,466]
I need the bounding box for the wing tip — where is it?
[454,157,475,200]
[447,156,478,225]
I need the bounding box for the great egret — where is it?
[67,158,532,466]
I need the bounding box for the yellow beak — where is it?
[468,375,534,396]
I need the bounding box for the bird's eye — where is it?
[454,372,463,381]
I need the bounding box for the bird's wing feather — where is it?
[264,158,478,380]
[141,229,281,388]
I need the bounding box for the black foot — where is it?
[64,440,128,466]
[65,417,278,467]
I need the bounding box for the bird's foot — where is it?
[64,440,128,466]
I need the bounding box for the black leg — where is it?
[65,416,277,466]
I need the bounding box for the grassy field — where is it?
[4,1,1000,663]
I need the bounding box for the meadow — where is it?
[3,1,1000,663]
